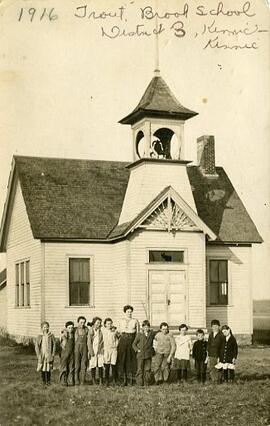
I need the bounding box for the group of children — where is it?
[35,310,238,387]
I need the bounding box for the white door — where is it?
[149,270,186,327]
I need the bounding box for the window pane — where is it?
[26,261,30,283]
[15,264,19,306]
[210,283,219,304]
[26,283,30,306]
[20,263,24,306]
[69,258,90,305]
[149,251,184,263]
[69,282,79,305]
[210,260,219,282]
[26,261,30,306]
[209,260,228,305]
[79,282,90,304]
[219,261,228,282]
[20,263,24,284]
[219,282,228,305]
[69,259,80,282]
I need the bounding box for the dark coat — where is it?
[219,335,238,363]
[132,330,155,359]
[207,331,224,358]
[192,340,207,362]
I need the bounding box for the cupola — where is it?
[119,73,198,161]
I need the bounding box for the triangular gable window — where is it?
[140,196,198,232]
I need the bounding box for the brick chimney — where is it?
[197,135,217,176]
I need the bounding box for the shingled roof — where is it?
[13,156,129,240]
[119,76,198,125]
[0,156,262,249]
[187,166,263,243]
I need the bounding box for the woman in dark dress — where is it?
[117,305,139,386]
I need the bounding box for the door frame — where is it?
[147,265,189,327]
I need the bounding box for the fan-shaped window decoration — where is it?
[141,197,197,232]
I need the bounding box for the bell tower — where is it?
[119,72,198,161]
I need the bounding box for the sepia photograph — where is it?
[0,0,269,424]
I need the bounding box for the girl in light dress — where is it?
[173,323,193,382]
[35,321,56,385]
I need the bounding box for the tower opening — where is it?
[151,128,175,159]
[135,130,146,158]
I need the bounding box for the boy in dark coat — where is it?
[59,321,75,386]
[132,320,155,386]
[207,319,224,383]
[219,325,238,383]
[192,329,208,383]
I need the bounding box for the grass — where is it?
[0,345,270,426]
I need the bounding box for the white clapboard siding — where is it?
[43,242,119,335]
[128,230,206,327]
[6,181,41,337]
[112,240,130,317]
[119,162,197,224]
[206,245,252,334]
[0,287,7,328]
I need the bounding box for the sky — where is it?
[0,0,269,299]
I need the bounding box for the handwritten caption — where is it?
[17,2,268,51]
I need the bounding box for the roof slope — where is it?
[14,156,130,240]
[119,76,198,124]
[187,166,263,243]
[0,156,262,245]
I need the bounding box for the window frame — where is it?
[15,259,31,308]
[147,248,186,264]
[207,258,230,306]
[66,255,94,308]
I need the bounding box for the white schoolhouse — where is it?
[0,73,262,343]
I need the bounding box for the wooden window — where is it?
[15,263,19,307]
[69,258,90,306]
[26,261,30,306]
[149,250,184,263]
[209,260,228,305]
[15,260,30,307]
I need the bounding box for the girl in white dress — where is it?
[173,323,193,382]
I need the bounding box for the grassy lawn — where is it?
[0,345,270,426]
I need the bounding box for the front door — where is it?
[148,270,186,327]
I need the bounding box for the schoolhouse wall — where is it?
[6,181,41,338]
[43,242,118,336]
[128,230,206,327]
[0,286,7,329]
[119,163,197,225]
[206,245,252,339]
[112,240,130,319]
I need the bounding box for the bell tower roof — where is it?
[119,75,198,125]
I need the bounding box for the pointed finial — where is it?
[154,0,160,76]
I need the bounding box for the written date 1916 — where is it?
[18,7,58,21]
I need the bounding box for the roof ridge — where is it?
[14,155,129,165]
